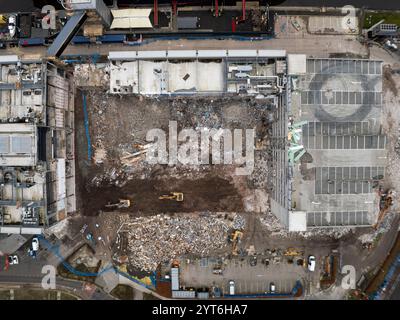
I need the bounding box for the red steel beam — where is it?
[241,0,246,21]
[154,0,158,26]
[231,17,236,32]
[215,0,219,17]
[172,0,177,15]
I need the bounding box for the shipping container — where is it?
[19,38,46,47]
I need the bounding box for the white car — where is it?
[269,282,276,293]
[8,15,16,38]
[385,40,398,51]
[8,255,19,265]
[32,237,39,251]
[229,280,235,295]
[308,255,316,272]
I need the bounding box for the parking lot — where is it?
[179,255,311,295]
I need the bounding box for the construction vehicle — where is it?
[105,199,131,209]
[283,247,302,257]
[320,255,338,290]
[373,190,394,230]
[212,266,223,275]
[229,230,243,256]
[159,192,184,202]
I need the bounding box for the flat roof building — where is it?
[0,56,76,234]
[270,57,385,231]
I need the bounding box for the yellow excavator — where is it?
[159,192,184,202]
[231,230,243,256]
[284,248,302,256]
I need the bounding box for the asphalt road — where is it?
[0,237,113,300]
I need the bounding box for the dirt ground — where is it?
[74,90,272,217]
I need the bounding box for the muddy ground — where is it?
[75,90,273,217]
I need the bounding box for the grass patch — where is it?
[143,292,160,300]
[0,290,10,299]
[2,289,79,300]
[364,11,400,29]
[110,284,135,300]
[60,292,79,300]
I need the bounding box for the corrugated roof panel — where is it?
[0,55,19,63]
[227,50,258,57]
[137,51,167,59]
[109,51,138,60]
[20,227,43,235]
[172,290,196,298]
[167,50,197,58]
[258,49,287,57]
[197,50,227,58]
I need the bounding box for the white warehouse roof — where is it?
[111,9,153,29]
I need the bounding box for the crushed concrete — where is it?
[116,213,245,272]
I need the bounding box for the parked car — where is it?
[269,282,276,293]
[8,14,17,38]
[7,255,19,265]
[308,255,316,272]
[32,237,39,251]
[250,255,257,266]
[229,280,235,295]
[0,42,6,49]
[385,40,398,51]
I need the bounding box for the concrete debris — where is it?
[232,214,246,230]
[120,213,244,272]
[74,64,109,88]
[358,211,397,245]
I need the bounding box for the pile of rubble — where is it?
[232,214,246,230]
[359,211,397,245]
[123,213,243,271]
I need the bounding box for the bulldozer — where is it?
[105,199,131,209]
[230,230,243,256]
[159,192,184,202]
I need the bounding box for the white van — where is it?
[32,237,39,251]
[229,280,235,295]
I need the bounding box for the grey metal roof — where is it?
[177,17,199,29]
[11,136,32,154]
[0,136,10,153]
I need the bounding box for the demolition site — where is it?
[0,0,399,301]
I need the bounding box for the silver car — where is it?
[8,15,16,38]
